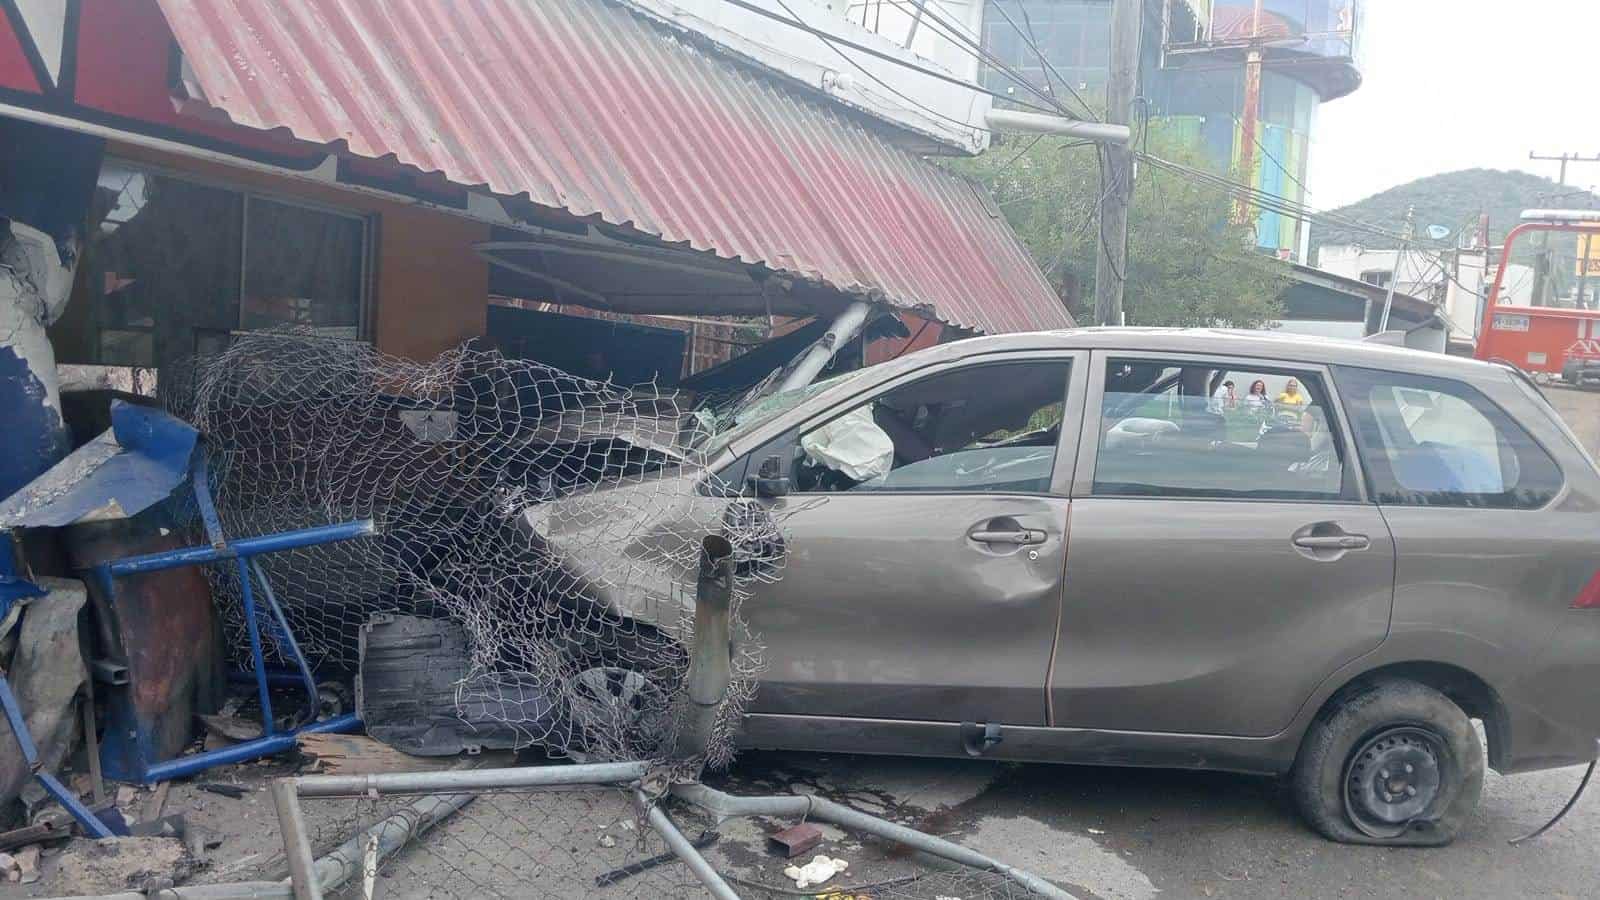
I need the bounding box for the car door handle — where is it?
[1292,534,1369,551]
[968,529,1047,545]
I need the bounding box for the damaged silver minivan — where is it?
[525,327,1600,846]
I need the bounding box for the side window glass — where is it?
[1334,366,1563,508]
[792,361,1071,494]
[1092,358,1346,500]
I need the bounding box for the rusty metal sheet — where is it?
[151,0,1070,334]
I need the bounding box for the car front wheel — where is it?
[1291,679,1484,846]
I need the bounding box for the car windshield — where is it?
[695,371,866,455]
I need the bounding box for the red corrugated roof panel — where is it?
[152,0,1071,333]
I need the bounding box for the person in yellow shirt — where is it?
[1276,377,1309,409]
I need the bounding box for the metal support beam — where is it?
[984,109,1131,145]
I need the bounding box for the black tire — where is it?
[1291,679,1484,846]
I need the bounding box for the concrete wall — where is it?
[93,143,488,362]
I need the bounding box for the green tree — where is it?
[951,128,1286,327]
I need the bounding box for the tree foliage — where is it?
[951,129,1286,328]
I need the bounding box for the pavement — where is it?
[714,749,1598,900]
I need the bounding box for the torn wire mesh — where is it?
[163,332,782,769]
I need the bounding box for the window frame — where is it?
[1332,364,1567,510]
[89,156,375,365]
[1073,349,1369,504]
[742,350,1088,498]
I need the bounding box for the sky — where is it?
[1305,0,1600,211]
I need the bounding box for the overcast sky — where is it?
[1305,0,1600,211]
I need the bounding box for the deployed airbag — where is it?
[801,407,894,481]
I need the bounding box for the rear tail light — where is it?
[1573,570,1600,608]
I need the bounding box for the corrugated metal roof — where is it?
[151,0,1070,334]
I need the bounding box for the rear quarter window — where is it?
[1333,365,1564,509]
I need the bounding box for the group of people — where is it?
[1207,377,1309,417]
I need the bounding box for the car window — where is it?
[1334,366,1563,508]
[1092,358,1346,500]
[791,361,1072,494]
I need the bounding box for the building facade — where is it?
[852,0,1362,260]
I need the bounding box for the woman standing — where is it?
[1243,379,1271,413]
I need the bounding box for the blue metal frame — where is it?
[94,461,374,784]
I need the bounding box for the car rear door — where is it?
[1049,350,1396,737]
[742,349,1087,726]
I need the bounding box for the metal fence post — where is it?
[270,778,322,900]
[672,534,734,762]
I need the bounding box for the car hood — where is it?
[518,467,724,636]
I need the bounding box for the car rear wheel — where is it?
[1291,679,1484,846]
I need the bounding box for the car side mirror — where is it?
[746,454,791,498]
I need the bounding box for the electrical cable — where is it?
[1136,152,1410,243]
[859,0,1086,119]
[768,0,1028,137]
[991,0,1099,120]
[1509,758,1595,845]
[715,0,1064,119]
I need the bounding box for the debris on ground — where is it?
[47,836,197,895]
[784,853,850,889]
[769,821,825,858]
[296,733,490,776]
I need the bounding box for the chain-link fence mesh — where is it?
[291,783,1056,900]
[160,332,786,771]
[300,786,704,899]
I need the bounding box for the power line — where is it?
[988,0,1098,120]
[874,0,1087,119]
[1136,152,1412,244]
[715,0,1065,119]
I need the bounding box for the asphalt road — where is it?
[708,385,1600,900]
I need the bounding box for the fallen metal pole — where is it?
[291,760,649,798]
[673,784,1079,900]
[54,883,290,899]
[642,793,741,900]
[307,789,476,896]
[673,535,735,762]
[776,301,872,393]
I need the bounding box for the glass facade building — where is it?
[978,0,1360,258]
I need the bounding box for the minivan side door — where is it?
[742,350,1087,726]
[1049,351,1396,737]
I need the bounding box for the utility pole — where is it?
[1378,206,1415,333]
[1529,152,1600,306]
[1233,0,1266,225]
[1093,0,1143,326]
[1529,151,1600,188]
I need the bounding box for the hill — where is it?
[1309,168,1600,260]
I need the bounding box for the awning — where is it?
[151,0,1070,334]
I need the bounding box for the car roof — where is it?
[918,327,1509,382]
